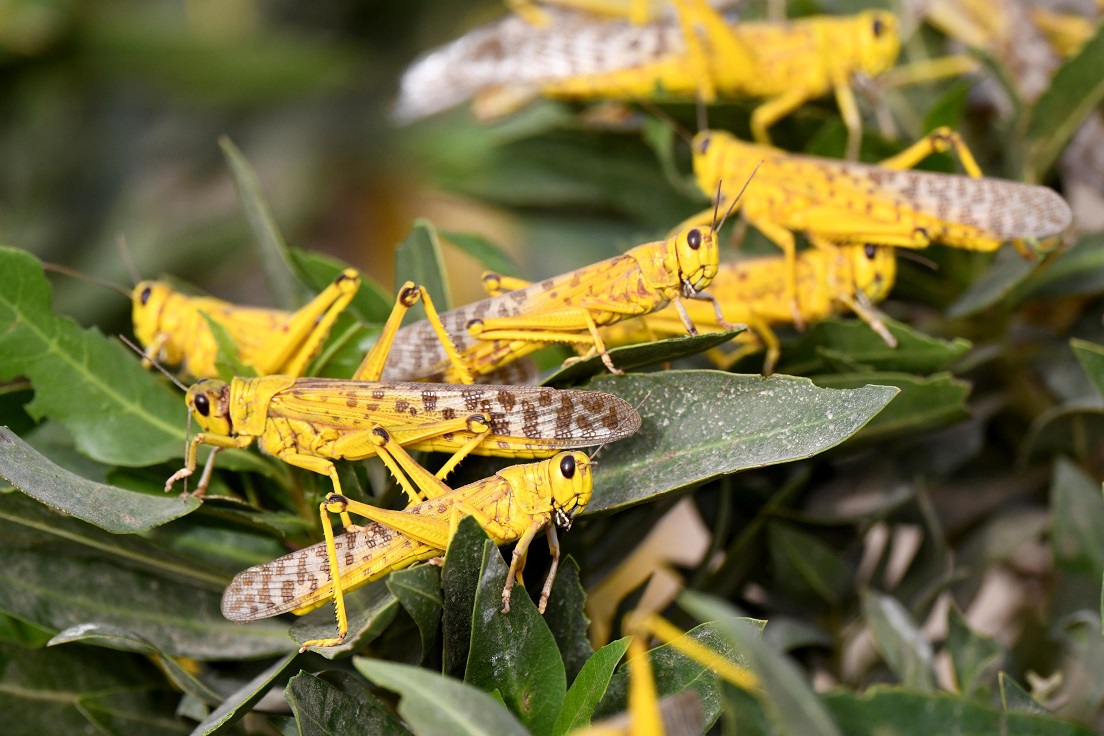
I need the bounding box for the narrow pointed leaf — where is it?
[862,590,936,691]
[553,637,630,736]
[395,219,451,312]
[190,652,299,735]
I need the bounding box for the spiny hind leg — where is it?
[262,269,361,377]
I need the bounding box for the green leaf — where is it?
[945,249,1038,318]
[289,247,395,324]
[544,329,745,385]
[553,637,630,736]
[395,219,452,312]
[354,657,530,736]
[201,313,257,380]
[440,230,521,277]
[290,580,401,658]
[285,671,409,736]
[1016,233,1104,300]
[0,641,186,736]
[464,538,565,736]
[0,548,291,660]
[778,317,971,376]
[1050,457,1104,575]
[0,427,199,532]
[543,558,594,686]
[1026,23,1104,179]
[824,686,1094,735]
[387,565,442,663]
[861,590,936,691]
[219,136,303,310]
[678,592,840,736]
[442,516,487,679]
[945,608,1003,697]
[813,372,971,442]
[189,652,299,735]
[0,247,184,466]
[999,672,1050,715]
[50,622,223,705]
[582,372,897,513]
[1071,339,1104,400]
[767,522,852,606]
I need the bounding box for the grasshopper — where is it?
[221,425,594,650]
[598,243,898,374]
[370,223,736,383]
[684,126,1073,326]
[395,2,903,158]
[131,269,361,380]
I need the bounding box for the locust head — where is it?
[547,451,593,531]
[131,281,175,358]
[185,379,233,436]
[853,10,901,78]
[850,244,897,302]
[672,226,719,295]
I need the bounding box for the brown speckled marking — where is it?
[365,403,379,413]
[497,389,517,412]
[372,389,385,400]
[580,394,604,413]
[462,389,482,411]
[281,579,295,603]
[522,399,540,439]
[555,394,574,439]
[442,407,456,420]
[422,389,438,413]
[346,397,357,408]
[395,399,410,414]
[604,405,621,430]
[539,390,553,407]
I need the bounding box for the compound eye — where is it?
[687,228,702,250]
[140,286,152,305]
[864,244,876,259]
[194,393,210,417]
[559,454,576,480]
[873,18,884,36]
[698,136,710,155]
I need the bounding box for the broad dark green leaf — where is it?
[440,230,521,277]
[387,565,442,663]
[0,427,199,532]
[0,548,290,660]
[813,372,970,442]
[544,330,744,385]
[1071,339,1104,400]
[824,687,1093,735]
[219,136,303,310]
[861,590,936,691]
[1050,457,1104,575]
[291,580,401,658]
[50,623,222,705]
[289,247,395,324]
[395,219,452,313]
[679,592,838,736]
[285,671,408,736]
[0,641,185,736]
[354,657,530,736]
[778,318,970,376]
[190,652,299,735]
[998,672,1050,715]
[767,522,852,606]
[465,538,565,736]
[1026,23,1104,179]
[0,247,184,466]
[442,516,487,679]
[553,637,630,736]
[945,608,1002,697]
[542,558,594,686]
[945,249,1037,318]
[583,372,897,513]
[1017,233,1104,301]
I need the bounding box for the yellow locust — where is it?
[221,426,594,650]
[684,126,1073,326]
[373,224,736,383]
[395,1,903,157]
[132,269,361,380]
[598,243,898,374]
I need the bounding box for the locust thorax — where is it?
[547,451,593,530]
[851,244,897,302]
[671,226,719,294]
[186,379,233,435]
[853,10,901,78]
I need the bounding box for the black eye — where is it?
[698,136,710,155]
[559,454,576,479]
[140,286,152,305]
[873,18,884,36]
[194,394,210,417]
[687,229,702,250]
[865,244,876,259]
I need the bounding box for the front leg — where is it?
[165,433,253,497]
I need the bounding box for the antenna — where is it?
[115,234,141,286]
[42,263,131,298]
[715,161,761,235]
[117,334,188,392]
